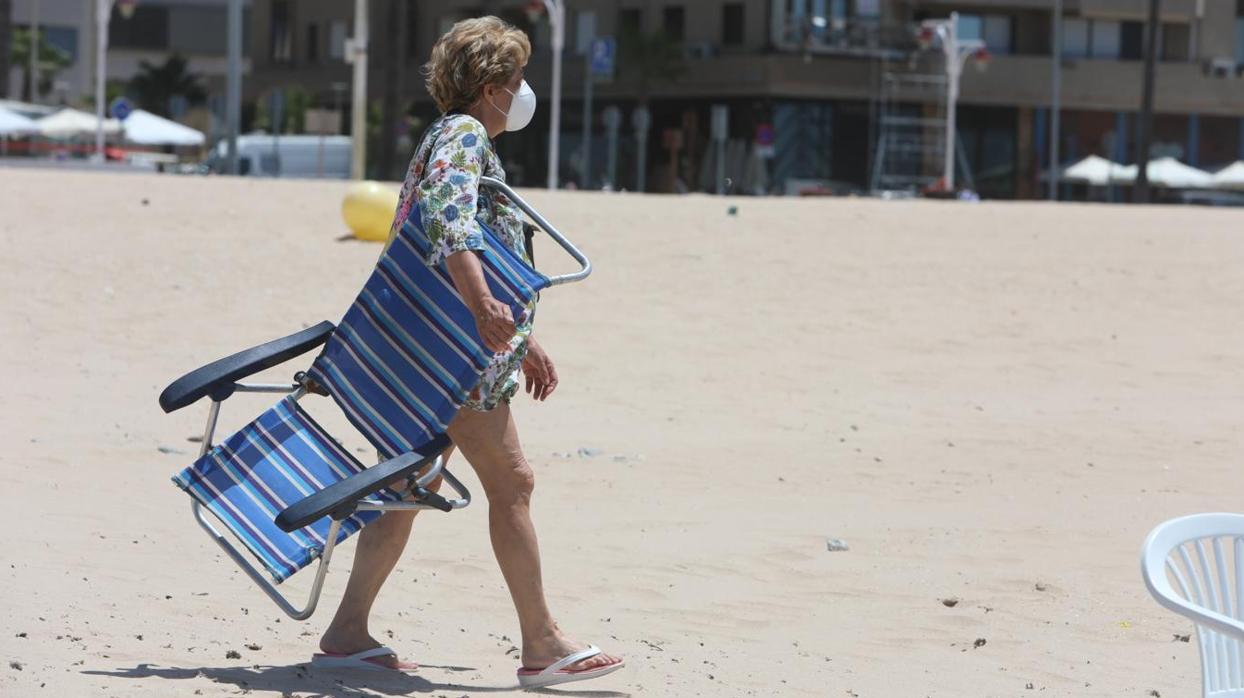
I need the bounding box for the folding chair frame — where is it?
[187,379,471,620]
[162,179,592,620]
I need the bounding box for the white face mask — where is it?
[488,79,537,132]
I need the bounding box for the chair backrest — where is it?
[173,396,399,582]
[1142,513,1244,697]
[309,208,549,460]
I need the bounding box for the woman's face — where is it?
[478,67,526,137]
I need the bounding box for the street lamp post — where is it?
[30,0,39,104]
[94,0,111,161]
[537,0,565,190]
[348,0,369,180]
[920,12,986,191]
[1050,0,1062,200]
[225,0,242,174]
[94,0,137,162]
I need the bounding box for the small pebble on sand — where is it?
[226,650,241,659]
[826,538,850,552]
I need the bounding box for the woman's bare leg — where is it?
[447,403,621,671]
[318,459,448,669]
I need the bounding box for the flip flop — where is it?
[310,646,419,673]
[516,645,624,689]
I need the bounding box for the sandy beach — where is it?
[2,167,1242,696]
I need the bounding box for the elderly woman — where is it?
[312,16,622,689]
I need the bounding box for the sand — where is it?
[1,167,1242,697]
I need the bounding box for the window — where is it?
[1236,16,1244,66]
[170,6,227,55]
[855,0,880,17]
[1120,21,1143,60]
[723,3,745,46]
[43,26,77,63]
[663,6,685,42]
[619,8,642,37]
[956,13,983,43]
[329,20,347,61]
[269,0,292,63]
[1161,22,1190,61]
[306,23,319,63]
[1090,20,1120,58]
[1237,2,1244,66]
[1061,18,1088,58]
[109,6,169,49]
[983,15,1011,54]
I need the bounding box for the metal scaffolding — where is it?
[869,69,948,194]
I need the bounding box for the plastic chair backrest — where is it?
[1142,513,1244,697]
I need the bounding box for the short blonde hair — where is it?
[424,16,531,114]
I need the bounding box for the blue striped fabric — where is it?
[308,208,550,459]
[172,396,399,583]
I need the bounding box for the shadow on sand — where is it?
[83,663,630,697]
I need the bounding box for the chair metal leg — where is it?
[191,500,340,621]
[184,383,464,620]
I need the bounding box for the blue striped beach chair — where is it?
[159,178,590,619]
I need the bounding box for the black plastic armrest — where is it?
[158,321,336,413]
[274,434,453,532]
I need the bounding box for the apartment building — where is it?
[19,0,1217,195]
[241,1,1243,196]
[905,0,1244,198]
[8,0,252,111]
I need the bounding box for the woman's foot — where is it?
[318,631,418,671]
[521,633,623,674]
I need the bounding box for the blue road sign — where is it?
[109,97,134,122]
[589,37,615,78]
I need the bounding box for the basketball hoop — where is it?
[117,0,139,20]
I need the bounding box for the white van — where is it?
[208,134,352,179]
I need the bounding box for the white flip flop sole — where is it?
[310,645,418,673]
[517,645,624,689]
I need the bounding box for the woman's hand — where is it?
[473,296,517,353]
[523,336,558,401]
[445,251,516,353]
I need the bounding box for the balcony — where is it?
[958,54,1244,115]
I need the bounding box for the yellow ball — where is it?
[341,181,400,243]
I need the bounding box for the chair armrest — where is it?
[158,321,335,413]
[274,435,452,532]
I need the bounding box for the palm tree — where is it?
[128,54,206,116]
[10,27,71,102]
[0,0,11,99]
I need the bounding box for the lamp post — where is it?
[919,12,986,191]
[224,0,241,174]
[530,1,564,190]
[94,0,137,162]
[1050,0,1062,200]
[348,0,369,180]
[30,0,38,104]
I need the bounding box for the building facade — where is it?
[8,0,251,111]
[241,0,1244,196]
[11,0,1240,196]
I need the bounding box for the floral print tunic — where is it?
[389,113,534,412]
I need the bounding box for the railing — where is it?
[771,16,917,58]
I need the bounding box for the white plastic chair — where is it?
[1142,513,1244,697]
